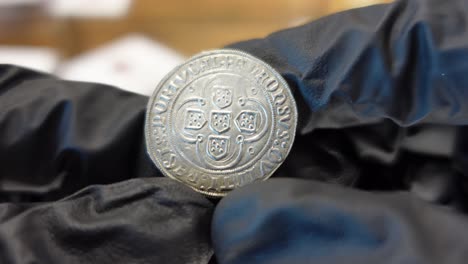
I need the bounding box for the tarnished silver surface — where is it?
[145,49,297,197]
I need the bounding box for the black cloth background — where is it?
[2,0,468,263]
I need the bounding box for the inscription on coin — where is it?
[145,49,297,197]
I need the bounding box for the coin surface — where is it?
[145,49,297,197]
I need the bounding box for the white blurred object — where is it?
[46,0,132,18]
[0,46,59,73]
[58,34,185,96]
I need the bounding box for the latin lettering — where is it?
[266,79,279,92]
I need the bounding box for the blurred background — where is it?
[0,0,391,95]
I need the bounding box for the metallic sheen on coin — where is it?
[145,49,297,197]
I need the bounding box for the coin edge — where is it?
[144,49,298,197]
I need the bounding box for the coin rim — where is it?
[145,49,298,197]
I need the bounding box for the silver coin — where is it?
[145,49,297,197]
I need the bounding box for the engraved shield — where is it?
[210,111,231,133]
[207,135,230,160]
[235,110,259,133]
[212,87,232,109]
[184,109,206,130]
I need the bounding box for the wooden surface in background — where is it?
[0,0,391,57]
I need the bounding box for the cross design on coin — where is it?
[146,50,297,197]
[176,76,269,170]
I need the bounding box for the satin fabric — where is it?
[213,179,468,264]
[213,0,468,263]
[1,178,213,263]
[2,0,468,263]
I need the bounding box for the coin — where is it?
[145,49,297,197]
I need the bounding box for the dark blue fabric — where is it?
[228,0,468,131]
[213,0,468,263]
[213,179,468,264]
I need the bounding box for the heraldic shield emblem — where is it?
[207,135,230,160]
[184,109,206,130]
[210,111,231,134]
[212,87,232,109]
[235,110,258,133]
